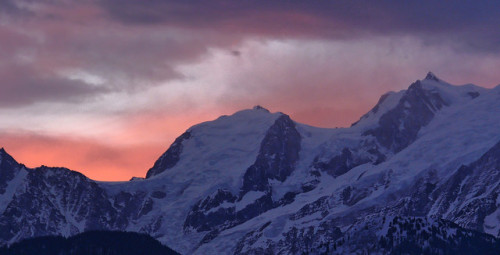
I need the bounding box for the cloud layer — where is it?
[1,1,500,180]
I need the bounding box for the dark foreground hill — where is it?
[0,230,180,255]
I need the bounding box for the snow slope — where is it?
[0,73,499,254]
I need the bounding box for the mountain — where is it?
[0,230,180,255]
[0,72,499,254]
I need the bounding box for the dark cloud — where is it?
[47,31,191,88]
[0,7,216,106]
[0,64,107,107]
[99,0,500,52]
[2,0,500,109]
[230,50,241,57]
[99,1,500,32]
[0,0,30,16]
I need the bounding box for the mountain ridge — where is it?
[0,73,499,254]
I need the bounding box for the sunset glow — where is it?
[2,1,500,180]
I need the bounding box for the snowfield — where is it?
[1,73,499,254]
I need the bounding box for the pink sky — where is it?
[1,1,500,180]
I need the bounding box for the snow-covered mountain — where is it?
[1,73,499,254]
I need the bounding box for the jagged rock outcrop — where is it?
[241,114,301,194]
[362,80,448,152]
[146,131,192,178]
[0,73,499,254]
[0,148,22,194]
[184,114,302,240]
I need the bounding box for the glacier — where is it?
[0,72,499,254]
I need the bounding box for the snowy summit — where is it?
[0,73,499,254]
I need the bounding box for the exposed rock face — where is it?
[0,153,160,245]
[0,166,116,242]
[184,114,302,239]
[236,139,500,253]
[146,131,191,178]
[0,148,22,194]
[241,114,301,194]
[363,80,448,152]
[0,73,499,254]
[431,140,500,234]
[313,147,375,178]
[425,71,441,82]
[235,220,343,255]
[184,189,237,232]
[235,214,500,255]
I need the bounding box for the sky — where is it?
[1,1,500,181]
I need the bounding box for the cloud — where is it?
[175,38,500,128]
[1,1,280,93]
[0,104,228,181]
[2,1,500,180]
[2,1,499,110]
[0,64,107,107]
[0,5,217,107]
[99,1,500,53]
[0,0,30,16]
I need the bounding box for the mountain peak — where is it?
[424,71,440,82]
[0,147,10,159]
[252,105,270,112]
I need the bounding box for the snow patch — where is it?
[236,191,266,211]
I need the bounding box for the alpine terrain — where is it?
[1,73,499,254]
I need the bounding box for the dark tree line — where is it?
[0,230,180,255]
